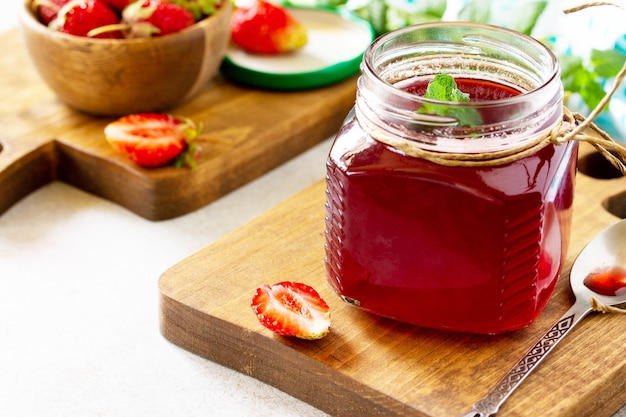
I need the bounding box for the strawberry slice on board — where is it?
[104,113,202,168]
[230,0,308,54]
[251,281,331,340]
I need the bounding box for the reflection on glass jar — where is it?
[324,22,578,334]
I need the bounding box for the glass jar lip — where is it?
[362,21,561,110]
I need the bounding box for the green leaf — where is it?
[348,0,445,35]
[167,0,223,20]
[413,0,447,20]
[458,0,491,24]
[510,1,547,35]
[418,74,483,127]
[558,52,615,112]
[590,48,626,79]
[310,0,347,6]
[558,54,585,83]
[447,107,484,127]
[386,10,441,30]
[425,74,470,102]
[575,72,607,111]
[365,0,388,36]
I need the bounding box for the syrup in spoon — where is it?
[584,266,626,297]
[459,219,626,417]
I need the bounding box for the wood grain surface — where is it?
[0,28,357,220]
[159,143,626,417]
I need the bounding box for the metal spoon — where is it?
[459,219,626,417]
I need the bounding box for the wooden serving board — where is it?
[159,143,626,417]
[0,28,357,220]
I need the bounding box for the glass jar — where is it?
[324,22,578,334]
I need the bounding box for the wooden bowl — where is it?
[18,0,232,116]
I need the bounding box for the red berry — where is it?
[231,0,307,54]
[122,0,196,37]
[100,0,132,12]
[32,0,71,25]
[49,0,123,38]
[104,113,202,168]
[251,281,331,340]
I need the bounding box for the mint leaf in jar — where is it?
[418,74,483,127]
[425,73,471,102]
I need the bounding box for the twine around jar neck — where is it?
[356,105,626,173]
[357,2,626,175]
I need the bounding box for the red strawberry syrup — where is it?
[583,266,626,296]
[325,79,578,334]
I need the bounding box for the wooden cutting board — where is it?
[0,28,357,220]
[159,143,626,417]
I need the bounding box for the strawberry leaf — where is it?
[173,142,200,169]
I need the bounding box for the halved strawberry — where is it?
[231,0,307,54]
[104,113,202,168]
[251,281,331,340]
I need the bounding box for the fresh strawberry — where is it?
[104,113,202,168]
[100,0,133,12]
[251,281,331,340]
[230,0,308,54]
[49,0,123,38]
[32,0,71,25]
[121,0,196,37]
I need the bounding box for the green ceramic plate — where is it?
[220,6,376,90]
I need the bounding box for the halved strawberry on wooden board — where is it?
[104,113,202,168]
[251,281,331,340]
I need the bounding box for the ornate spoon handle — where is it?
[458,299,592,417]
